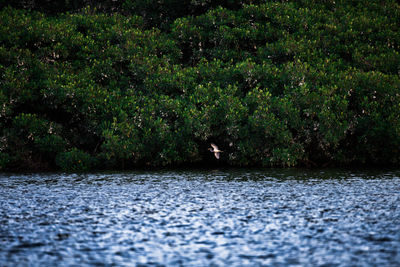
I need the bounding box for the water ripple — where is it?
[0,169,400,266]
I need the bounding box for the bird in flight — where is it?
[209,143,222,159]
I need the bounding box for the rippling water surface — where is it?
[1,169,400,266]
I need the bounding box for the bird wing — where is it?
[214,152,220,159]
[211,143,219,150]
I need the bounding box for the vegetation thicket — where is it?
[1,0,399,171]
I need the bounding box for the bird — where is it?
[209,143,222,159]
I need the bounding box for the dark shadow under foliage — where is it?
[1,0,399,171]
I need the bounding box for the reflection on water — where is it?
[0,169,400,266]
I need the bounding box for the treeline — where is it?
[1,1,400,171]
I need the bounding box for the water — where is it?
[0,169,399,266]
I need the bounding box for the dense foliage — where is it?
[1,0,399,171]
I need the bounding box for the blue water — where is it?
[1,169,399,266]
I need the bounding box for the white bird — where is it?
[209,143,223,159]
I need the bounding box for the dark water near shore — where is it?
[1,169,400,266]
